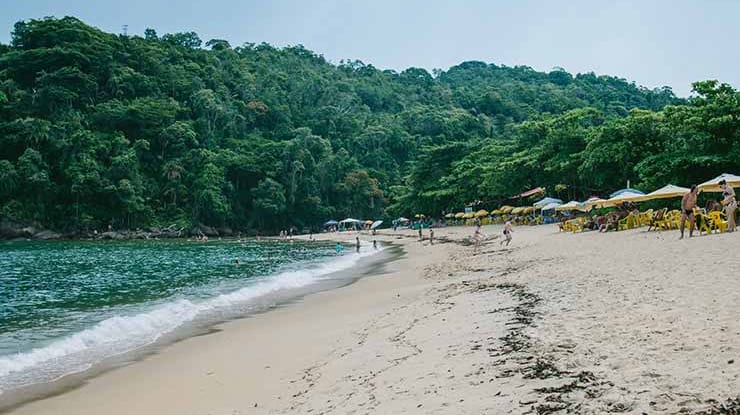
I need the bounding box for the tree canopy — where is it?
[0,17,737,233]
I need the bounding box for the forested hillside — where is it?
[0,17,737,234]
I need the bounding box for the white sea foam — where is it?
[0,244,382,392]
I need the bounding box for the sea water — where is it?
[0,238,381,397]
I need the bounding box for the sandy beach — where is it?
[6,224,740,414]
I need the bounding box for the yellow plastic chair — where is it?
[708,211,728,233]
[638,209,653,227]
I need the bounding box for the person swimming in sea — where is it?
[335,242,344,254]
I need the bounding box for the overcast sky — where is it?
[2,0,738,96]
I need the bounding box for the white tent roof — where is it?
[533,197,563,208]
[540,202,562,211]
[698,173,740,192]
[340,218,362,223]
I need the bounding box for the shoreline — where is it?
[5,225,740,414]
[0,239,399,413]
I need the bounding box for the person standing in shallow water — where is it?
[356,236,361,253]
[680,185,700,239]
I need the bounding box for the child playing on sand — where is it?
[501,221,513,246]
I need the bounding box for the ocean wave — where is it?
[0,244,382,390]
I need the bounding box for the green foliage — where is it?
[0,17,736,233]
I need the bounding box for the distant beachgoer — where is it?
[473,224,483,254]
[335,242,344,254]
[373,239,378,249]
[356,236,361,253]
[234,258,240,265]
[418,226,423,242]
[429,229,434,245]
[501,221,513,246]
[720,179,737,232]
[680,185,700,239]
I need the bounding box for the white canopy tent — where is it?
[540,202,562,211]
[698,173,740,192]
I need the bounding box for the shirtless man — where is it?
[680,185,700,239]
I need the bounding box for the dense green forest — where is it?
[0,17,737,234]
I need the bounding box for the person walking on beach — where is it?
[720,179,737,232]
[418,226,423,242]
[429,228,434,245]
[501,221,513,246]
[680,185,700,239]
[356,236,361,253]
[473,224,483,255]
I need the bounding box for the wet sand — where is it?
[6,224,740,414]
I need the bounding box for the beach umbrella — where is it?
[602,190,646,207]
[323,220,338,226]
[541,202,561,211]
[523,207,535,214]
[454,212,465,219]
[474,209,489,218]
[444,213,454,218]
[414,213,426,219]
[500,206,514,214]
[609,188,645,198]
[463,212,475,219]
[633,184,690,202]
[583,197,608,209]
[511,207,523,215]
[555,201,587,212]
[340,218,362,223]
[698,173,740,192]
[397,217,410,222]
[371,220,383,230]
[533,197,563,208]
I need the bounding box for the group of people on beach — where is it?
[471,220,513,254]
[679,180,737,238]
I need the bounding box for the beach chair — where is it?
[695,213,713,235]
[648,208,667,231]
[708,211,728,233]
[617,213,638,231]
[638,209,653,227]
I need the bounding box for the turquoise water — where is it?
[0,239,377,394]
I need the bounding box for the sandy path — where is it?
[5,225,740,414]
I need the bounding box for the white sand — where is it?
[7,225,740,414]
